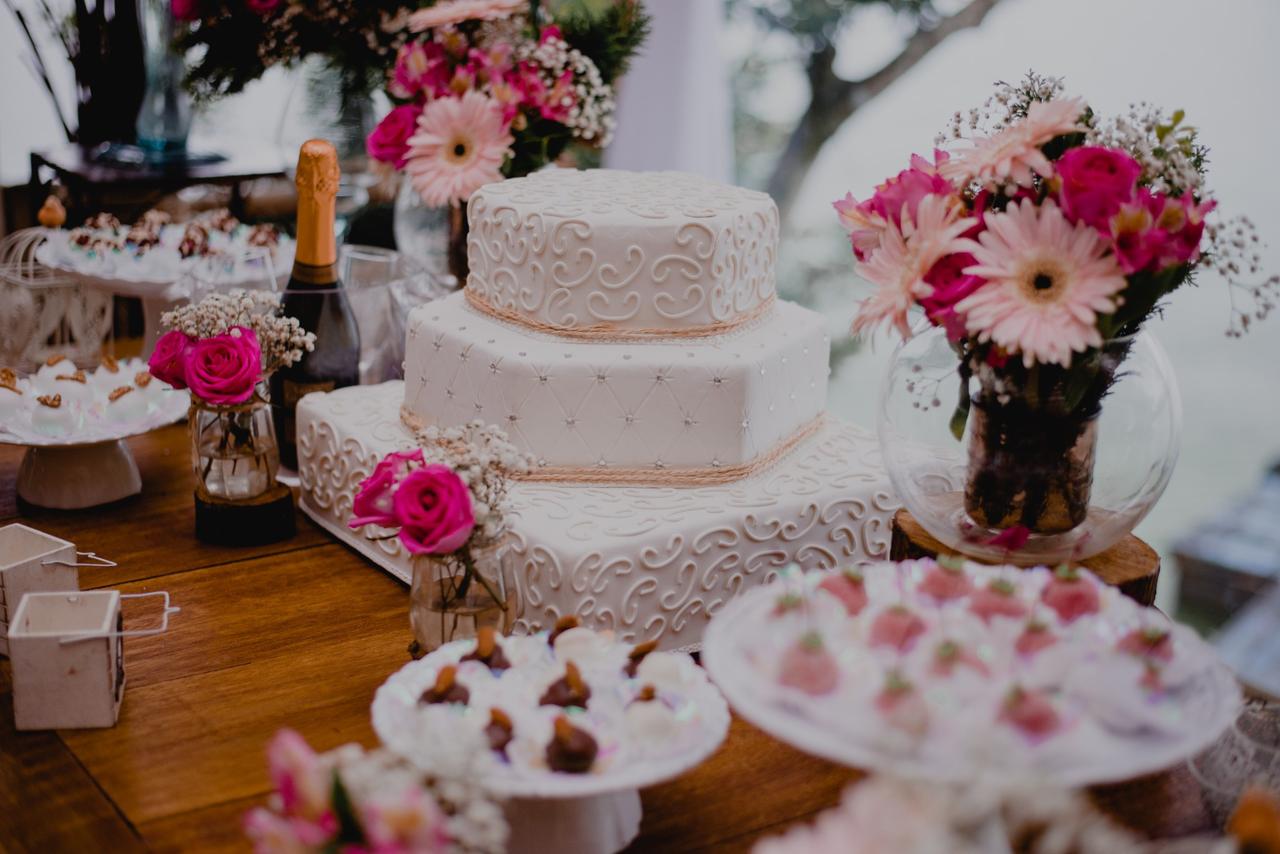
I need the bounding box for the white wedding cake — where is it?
[298,169,897,650]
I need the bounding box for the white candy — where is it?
[105,387,149,424]
[0,384,28,423]
[34,357,74,391]
[49,375,94,407]
[553,626,615,669]
[30,398,81,437]
[634,652,693,693]
[91,362,127,393]
[624,699,683,748]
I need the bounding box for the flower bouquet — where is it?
[839,73,1277,557]
[348,420,531,652]
[244,728,507,854]
[151,290,315,544]
[366,0,649,278]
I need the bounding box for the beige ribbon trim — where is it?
[464,287,777,341]
[401,406,825,487]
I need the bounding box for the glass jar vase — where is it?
[409,541,514,653]
[189,386,281,503]
[877,326,1181,564]
[393,176,469,286]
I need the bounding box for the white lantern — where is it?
[8,590,177,730]
[0,523,84,655]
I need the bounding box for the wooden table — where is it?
[0,426,1217,852]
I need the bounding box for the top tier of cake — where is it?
[465,169,779,335]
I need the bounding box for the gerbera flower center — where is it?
[1018,259,1070,303]
[445,137,472,163]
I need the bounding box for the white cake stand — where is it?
[372,640,731,854]
[1,390,189,509]
[701,571,1242,788]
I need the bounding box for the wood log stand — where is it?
[890,508,1161,606]
[194,484,296,546]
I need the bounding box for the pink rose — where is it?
[148,329,194,389]
[349,449,425,529]
[392,464,475,555]
[367,104,423,169]
[245,0,279,14]
[834,151,955,261]
[920,252,985,341]
[1054,146,1142,230]
[171,0,200,21]
[186,327,261,405]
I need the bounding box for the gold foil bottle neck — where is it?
[294,139,340,267]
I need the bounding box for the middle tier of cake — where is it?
[403,292,831,475]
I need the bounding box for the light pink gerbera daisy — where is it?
[404,91,513,207]
[408,0,525,32]
[851,194,975,340]
[957,199,1127,367]
[941,98,1086,188]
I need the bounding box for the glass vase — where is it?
[877,326,1181,564]
[409,541,514,653]
[135,0,191,155]
[393,177,469,287]
[189,385,280,503]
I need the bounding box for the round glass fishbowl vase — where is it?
[877,326,1181,565]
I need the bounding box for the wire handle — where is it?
[58,591,180,645]
[42,551,118,568]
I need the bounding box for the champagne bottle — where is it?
[271,139,361,470]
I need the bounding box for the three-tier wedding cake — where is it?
[298,169,896,650]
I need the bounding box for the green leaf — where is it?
[330,773,365,846]
[1171,108,1185,126]
[948,379,971,441]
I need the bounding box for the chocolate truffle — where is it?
[539,661,591,709]
[545,716,597,774]
[461,626,512,672]
[418,665,470,706]
[485,708,514,756]
[624,639,659,678]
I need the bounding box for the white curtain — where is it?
[602,0,733,183]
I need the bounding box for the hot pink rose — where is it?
[349,449,425,529]
[367,104,423,169]
[186,327,261,405]
[245,0,279,14]
[148,329,194,390]
[920,251,985,341]
[834,151,955,261]
[1054,146,1142,230]
[171,0,200,21]
[392,464,475,555]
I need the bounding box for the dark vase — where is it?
[73,0,147,146]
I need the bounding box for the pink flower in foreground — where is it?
[404,91,513,207]
[245,0,280,13]
[244,808,334,854]
[834,152,955,261]
[148,329,194,390]
[360,786,451,853]
[957,199,1127,368]
[368,104,423,169]
[185,327,261,405]
[1054,146,1143,230]
[170,0,200,22]
[349,449,425,529]
[265,730,333,822]
[389,41,451,100]
[850,194,975,340]
[408,0,525,32]
[392,464,475,555]
[941,98,1086,188]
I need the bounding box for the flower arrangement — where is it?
[366,0,650,207]
[244,729,507,854]
[349,420,531,649]
[152,289,316,405]
[838,73,1277,537]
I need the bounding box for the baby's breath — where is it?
[412,420,532,545]
[161,289,316,374]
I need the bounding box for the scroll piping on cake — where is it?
[400,406,826,487]
[463,287,777,341]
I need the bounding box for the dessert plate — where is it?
[371,633,731,800]
[702,562,1240,787]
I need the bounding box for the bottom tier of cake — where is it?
[297,382,898,650]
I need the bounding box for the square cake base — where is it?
[298,382,898,650]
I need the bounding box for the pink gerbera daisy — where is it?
[404,91,513,207]
[941,98,1086,188]
[408,0,525,32]
[851,194,975,340]
[957,199,1127,367]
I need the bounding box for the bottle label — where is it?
[281,379,336,408]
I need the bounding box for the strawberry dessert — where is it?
[1014,621,1058,657]
[930,639,991,678]
[1116,626,1174,662]
[969,579,1029,622]
[778,632,840,695]
[918,558,973,602]
[1000,686,1062,739]
[874,671,930,737]
[869,605,927,652]
[1042,565,1101,623]
[817,569,869,616]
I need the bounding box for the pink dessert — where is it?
[817,569,868,616]
[969,579,1029,622]
[778,632,840,696]
[1140,663,1164,694]
[1041,566,1101,623]
[868,605,927,652]
[930,639,990,678]
[874,671,929,736]
[1014,621,1058,657]
[1116,626,1174,662]
[772,593,805,618]
[918,559,973,602]
[1000,687,1061,739]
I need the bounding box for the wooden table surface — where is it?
[0,425,1218,852]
